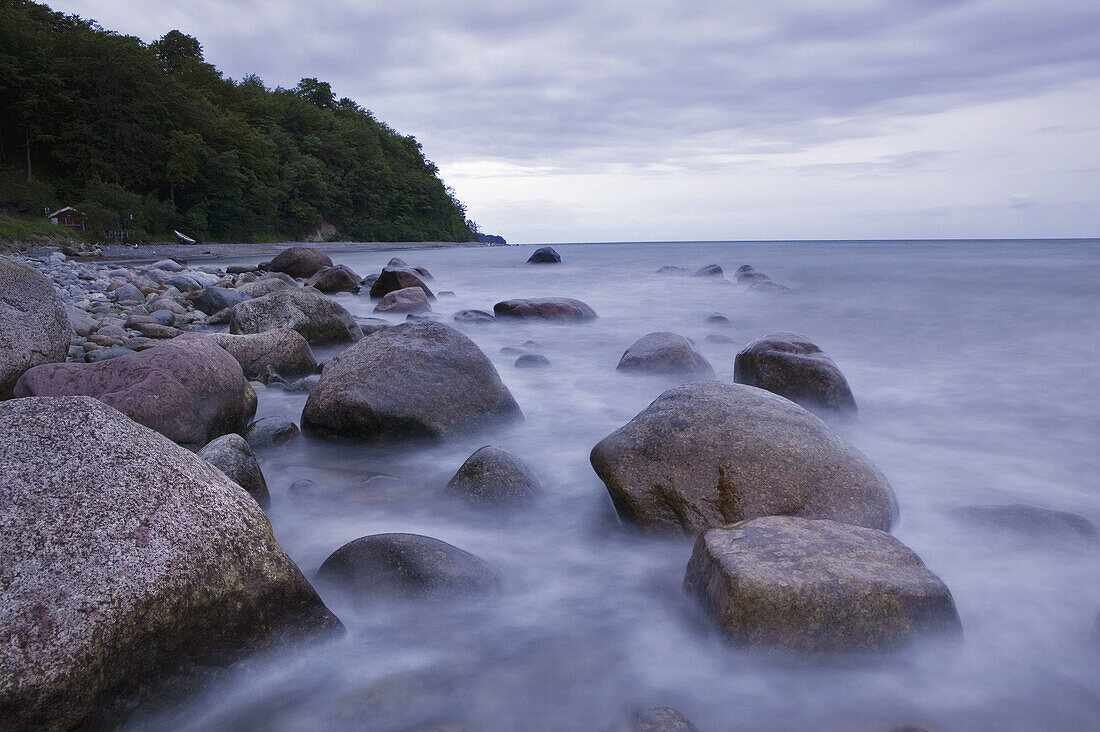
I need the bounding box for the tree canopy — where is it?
[0,0,475,242]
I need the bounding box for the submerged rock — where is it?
[446,446,541,504]
[616,332,714,379]
[692,264,723,277]
[316,533,498,601]
[951,504,1098,543]
[526,246,562,264]
[210,329,317,384]
[515,353,550,368]
[0,396,339,730]
[242,416,301,451]
[307,264,362,294]
[633,707,698,732]
[198,433,270,507]
[13,333,256,447]
[369,266,434,300]
[453,309,495,323]
[266,247,333,278]
[590,382,896,533]
[230,288,363,345]
[734,333,857,417]
[301,321,522,442]
[684,516,961,652]
[655,266,691,275]
[494,298,597,321]
[1,257,72,399]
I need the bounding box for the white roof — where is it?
[47,206,77,218]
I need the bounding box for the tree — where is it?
[294,77,334,109]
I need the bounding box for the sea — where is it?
[132,239,1100,731]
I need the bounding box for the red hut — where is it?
[47,207,87,232]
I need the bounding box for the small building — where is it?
[47,207,87,232]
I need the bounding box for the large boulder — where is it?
[307,264,361,293]
[493,298,597,321]
[684,516,961,652]
[374,286,431,314]
[526,246,561,264]
[266,247,333,278]
[734,333,857,417]
[13,333,257,447]
[0,397,340,729]
[189,286,251,315]
[446,446,541,504]
[0,257,72,399]
[242,416,301,451]
[616,332,714,379]
[693,264,723,277]
[301,321,522,442]
[236,274,298,298]
[197,433,270,507]
[315,533,497,601]
[369,266,434,300]
[590,382,896,533]
[210,329,317,383]
[229,288,363,345]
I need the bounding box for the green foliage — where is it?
[0,0,475,243]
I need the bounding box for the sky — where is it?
[58,0,1100,243]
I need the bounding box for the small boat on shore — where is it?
[174,230,196,245]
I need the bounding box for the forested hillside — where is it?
[0,0,476,242]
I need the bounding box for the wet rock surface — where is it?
[230,288,363,345]
[1,257,72,398]
[526,246,562,264]
[684,516,961,652]
[197,433,270,507]
[243,416,301,451]
[210,328,317,383]
[266,246,334,278]
[446,446,541,504]
[616,332,714,379]
[0,396,339,730]
[374,286,431,314]
[369,266,435,299]
[494,298,598,321]
[734,332,857,417]
[590,382,896,533]
[307,264,362,293]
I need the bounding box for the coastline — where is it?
[96,239,499,264]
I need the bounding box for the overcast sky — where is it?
[60,0,1100,243]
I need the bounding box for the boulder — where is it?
[684,516,961,652]
[387,257,409,268]
[411,265,434,280]
[0,396,339,729]
[738,270,771,284]
[307,264,362,294]
[236,274,299,298]
[590,382,896,533]
[655,266,691,275]
[950,504,1098,543]
[446,446,541,504]
[301,321,522,442]
[692,264,723,277]
[266,247,333,278]
[149,258,184,272]
[197,433,270,507]
[189,286,251,315]
[526,246,561,264]
[374,286,431,314]
[315,533,497,600]
[210,329,317,383]
[1,258,73,398]
[453,309,495,323]
[65,305,97,337]
[633,707,698,731]
[616,332,714,379]
[112,283,145,302]
[515,354,550,368]
[734,333,857,417]
[134,323,181,340]
[369,266,434,300]
[493,298,597,321]
[229,288,363,346]
[147,309,176,326]
[242,416,301,451]
[13,333,257,447]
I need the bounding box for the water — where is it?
[135,240,1100,731]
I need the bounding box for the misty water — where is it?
[134,240,1100,731]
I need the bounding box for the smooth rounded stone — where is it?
[284,374,321,393]
[705,334,736,344]
[85,346,135,362]
[616,332,715,379]
[355,317,392,335]
[135,322,181,339]
[515,353,550,368]
[197,433,270,507]
[242,416,301,451]
[237,274,299,298]
[148,308,176,326]
[122,337,158,352]
[734,333,857,418]
[189,285,252,315]
[411,265,434,280]
[705,313,730,326]
[656,265,691,275]
[359,273,379,289]
[0,396,340,730]
[453,309,495,323]
[493,298,598,321]
[374,286,431,314]
[447,446,541,504]
[369,266,435,300]
[64,304,98,337]
[950,503,1098,543]
[387,256,409,267]
[590,382,897,533]
[230,288,363,346]
[210,329,317,383]
[406,313,441,322]
[315,533,498,601]
[287,478,319,495]
[159,272,203,291]
[266,246,334,278]
[1,259,73,399]
[633,707,698,732]
[307,264,362,293]
[438,290,456,297]
[226,264,258,275]
[148,297,187,315]
[150,258,184,272]
[526,246,561,264]
[684,516,962,652]
[14,333,257,447]
[749,279,791,293]
[205,307,232,326]
[738,270,771,283]
[112,283,145,302]
[692,264,723,277]
[301,321,523,442]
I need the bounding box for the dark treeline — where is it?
[0,0,477,242]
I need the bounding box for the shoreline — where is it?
[97,239,498,264]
